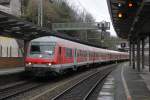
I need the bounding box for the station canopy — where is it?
[0,11,106,48]
[107,0,150,40]
[0,11,57,41]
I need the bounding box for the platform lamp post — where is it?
[129,38,132,66]
[137,37,141,72]
[141,37,145,69]
[132,40,135,69]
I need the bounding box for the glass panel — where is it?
[29,42,56,58]
[66,48,72,57]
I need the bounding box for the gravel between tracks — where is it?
[52,67,114,100]
[6,64,117,100]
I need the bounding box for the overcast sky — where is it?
[67,0,116,36]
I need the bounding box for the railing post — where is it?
[132,41,135,69]
[142,38,145,69]
[129,40,132,66]
[137,38,141,72]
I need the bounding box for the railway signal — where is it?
[116,0,143,20]
[128,2,133,8]
[117,12,126,19]
[116,1,126,19]
[118,12,123,18]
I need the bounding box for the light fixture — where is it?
[26,62,32,66]
[117,12,123,18]
[128,2,133,7]
[118,3,122,7]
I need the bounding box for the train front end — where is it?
[25,41,57,76]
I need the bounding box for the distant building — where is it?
[0,36,22,57]
[0,0,21,16]
[0,0,22,57]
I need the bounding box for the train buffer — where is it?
[97,62,150,100]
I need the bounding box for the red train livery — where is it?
[25,36,128,75]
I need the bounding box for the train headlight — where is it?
[26,62,32,66]
[48,63,52,66]
[28,62,32,65]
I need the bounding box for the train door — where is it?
[87,51,89,62]
[59,47,62,65]
[93,52,95,64]
[74,48,77,65]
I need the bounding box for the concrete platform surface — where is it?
[98,62,150,100]
[0,67,24,75]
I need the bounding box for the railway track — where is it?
[0,64,116,100]
[51,66,114,100]
[0,80,45,100]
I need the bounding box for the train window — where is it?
[81,50,87,57]
[80,50,82,57]
[31,45,54,54]
[89,52,92,57]
[30,42,55,58]
[84,51,87,57]
[85,51,87,57]
[82,51,84,57]
[31,45,40,53]
[77,50,82,57]
[66,48,72,57]
[81,50,83,57]
[77,50,80,57]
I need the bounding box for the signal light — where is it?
[115,0,141,20]
[117,12,127,20]
[128,2,134,8]
[128,2,133,7]
[117,2,125,9]
[117,12,123,18]
[118,13,122,18]
[118,3,122,7]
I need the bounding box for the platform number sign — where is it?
[121,43,126,48]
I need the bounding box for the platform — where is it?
[97,62,150,100]
[0,67,24,75]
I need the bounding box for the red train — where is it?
[25,36,128,76]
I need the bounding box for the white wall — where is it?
[0,36,20,57]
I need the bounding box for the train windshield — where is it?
[29,42,56,58]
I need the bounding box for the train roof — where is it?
[31,36,128,54]
[32,36,102,52]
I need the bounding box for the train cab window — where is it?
[29,42,56,58]
[31,45,40,52]
[66,48,72,57]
